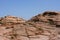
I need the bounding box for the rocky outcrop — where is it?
[28,11,60,40]
[0,15,25,26]
[0,11,60,40]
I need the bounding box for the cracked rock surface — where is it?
[0,11,59,40]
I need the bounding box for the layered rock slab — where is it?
[0,11,59,40]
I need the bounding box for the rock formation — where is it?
[0,11,59,40]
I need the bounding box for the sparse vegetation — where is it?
[43,12,58,16]
[56,25,60,28]
[0,21,3,24]
[38,28,43,30]
[47,19,55,25]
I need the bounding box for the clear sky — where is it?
[0,0,60,19]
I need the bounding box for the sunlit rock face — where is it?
[0,11,60,40]
[0,15,25,26]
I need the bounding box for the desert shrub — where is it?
[43,12,48,16]
[0,21,3,24]
[47,19,54,25]
[11,36,14,39]
[56,25,60,28]
[38,28,43,30]
[43,12,58,16]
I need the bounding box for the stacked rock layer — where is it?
[0,11,59,40]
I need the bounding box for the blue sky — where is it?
[0,0,60,19]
